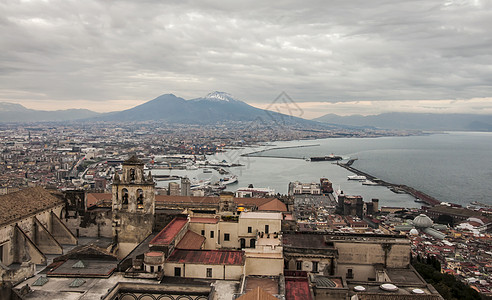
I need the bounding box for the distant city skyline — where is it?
[1,1,492,117]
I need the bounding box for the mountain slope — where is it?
[314,112,492,131]
[94,91,325,126]
[0,102,100,122]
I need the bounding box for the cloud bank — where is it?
[1,0,491,115]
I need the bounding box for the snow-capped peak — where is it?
[203,91,239,102]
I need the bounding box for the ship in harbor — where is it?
[347,175,366,181]
[310,154,343,161]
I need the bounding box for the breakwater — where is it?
[241,144,319,158]
[338,162,441,207]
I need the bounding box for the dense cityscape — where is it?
[0,121,490,300]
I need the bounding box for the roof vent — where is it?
[69,278,86,288]
[32,276,49,286]
[354,286,366,292]
[380,283,398,292]
[72,260,86,268]
[412,288,425,294]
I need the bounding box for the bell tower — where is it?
[112,155,155,258]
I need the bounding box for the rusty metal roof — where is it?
[167,249,244,265]
[285,278,313,300]
[149,217,188,246]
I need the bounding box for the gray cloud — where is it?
[1,0,491,112]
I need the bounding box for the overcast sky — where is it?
[1,0,491,117]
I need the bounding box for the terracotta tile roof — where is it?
[257,198,287,212]
[189,217,219,224]
[86,193,111,207]
[155,195,220,204]
[149,217,188,246]
[155,195,281,209]
[176,230,205,250]
[167,249,244,265]
[0,187,64,226]
[235,198,277,207]
[236,287,278,300]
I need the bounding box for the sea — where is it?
[154,131,492,209]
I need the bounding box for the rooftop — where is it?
[240,211,283,220]
[244,277,279,296]
[47,259,117,278]
[176,230,206,250]
[149,217,188,246]
[0,187,64,226]
[167,249,244,265]
[189,217,219,224]
[285,277,312,300]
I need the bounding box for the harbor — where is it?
[337,160,442,207]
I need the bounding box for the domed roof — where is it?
[409,228,419,235]
[413,214,433,228]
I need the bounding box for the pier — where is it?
[338,162,441,207]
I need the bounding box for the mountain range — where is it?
[1,93,491,131]
[0,102,99,122]
[313,112,492,131]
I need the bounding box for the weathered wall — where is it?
[188,223,218,250]
[336,263,376,281]
[334,242,410,268]
[164,262,243,280]
[245,256,283,276]
[0,262,35,284]
[32,217,62,255]
[14,226,45,265]
[238,218,282,237]
[63,209,112,238]
[50,212,77,245]
[218,222,239,249]
[0,204,63,266]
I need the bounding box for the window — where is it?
[122,188,129,206]
[210,231,214,238]
[137,189,144,209]
[201,230,205,236]
[206,268,212,278]
[174,267,181,277]
[312,261,318,272]
[247,226,252,233]
[224,233,230,241]
[150,266,154,273]
[296,261,302,271]
[347,268,353,279]
[265,225,269,234]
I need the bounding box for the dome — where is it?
[409,228,419,236]
[413,214,433,228]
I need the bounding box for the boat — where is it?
[190,179,211,190]
[310,154,342,161]
[220,175,238,185]
[203,168,212,173]
[347,175,366,181]
[186,163,198,170]
[362,180,378,186]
